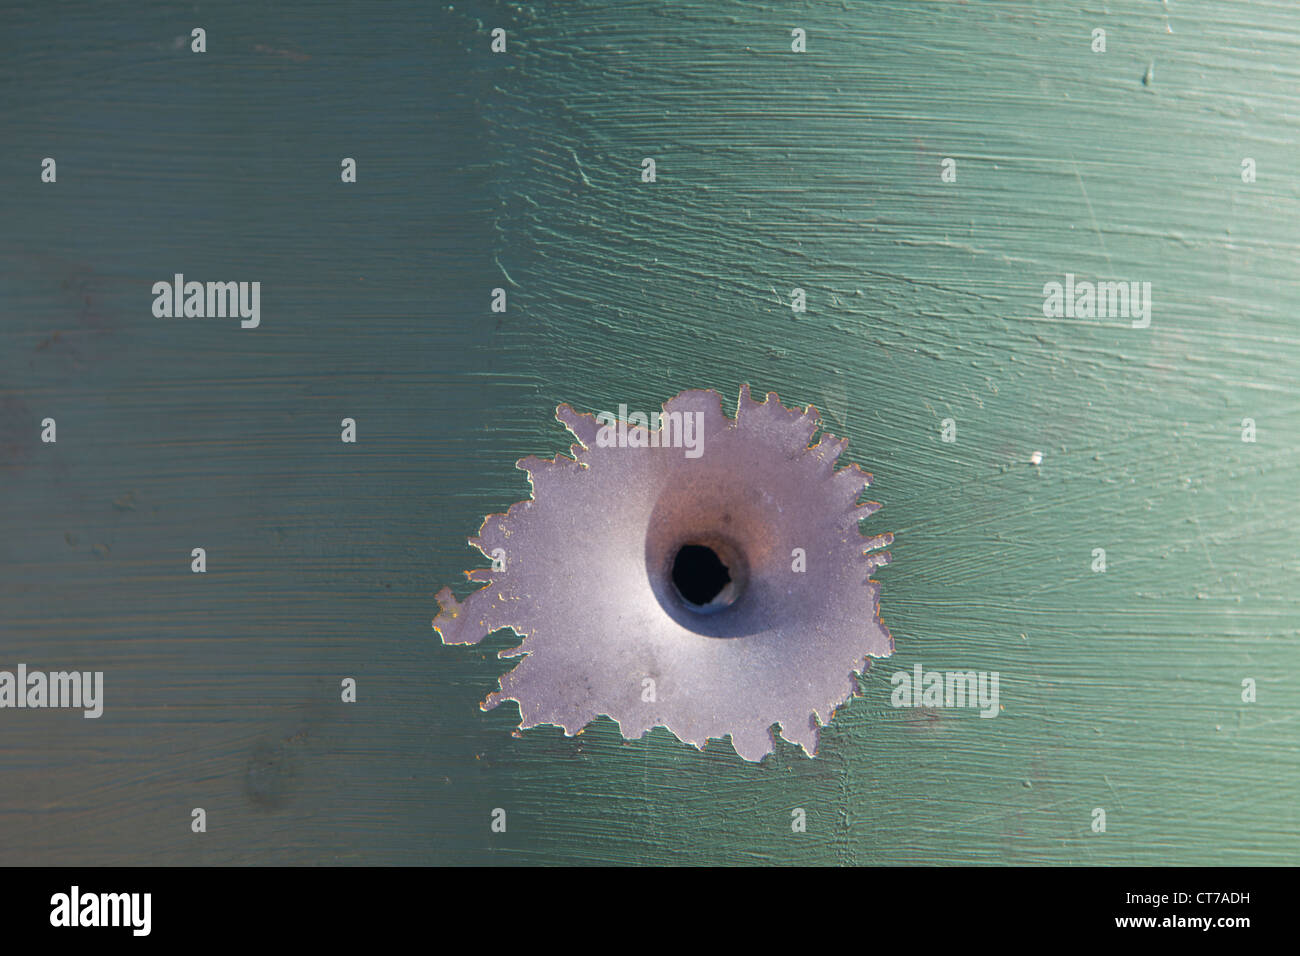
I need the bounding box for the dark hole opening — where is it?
[672,544,731,607]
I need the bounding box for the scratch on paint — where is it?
[493,256,522,288]
[1069,154,1112,268]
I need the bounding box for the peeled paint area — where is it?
[433,385,893,761]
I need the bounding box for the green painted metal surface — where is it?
[1,0,1296,864]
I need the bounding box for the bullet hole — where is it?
[657,532,749,627]
[672,544,733,609]
[433,386,894,760]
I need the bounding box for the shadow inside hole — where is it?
[672,544,735,610]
